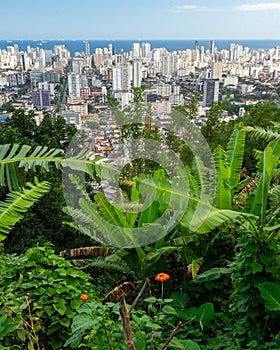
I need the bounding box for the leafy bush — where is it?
[0,245,94,349]
[65,295,214,349]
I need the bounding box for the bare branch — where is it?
[129,277,150,315]
[120,295,136,350]
[160,321,183,350]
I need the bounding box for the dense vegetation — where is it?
[0,109,95,254]
[0,103,279,349]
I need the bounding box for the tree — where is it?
[86,121,100,129]
[201,103,236,151]
[0,109,38,146]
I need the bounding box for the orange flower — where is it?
[80,294,89,301]
[155,273,170,282]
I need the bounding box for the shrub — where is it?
[0,245,94,349]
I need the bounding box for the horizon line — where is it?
[1,38,280,41]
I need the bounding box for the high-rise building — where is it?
[132,43,140,59]
[211,61,223,80]
[133,60,142,87]
[44,71,60,83]
[200,46,205,62]
[162,54,171,76]
[32,89,50,109]
[85,42,90,56]
[209,40,215,55]
[203,79,219,107]
[68,73,88,97]
[112,67,121,91]
[72,57,84,74]
[20,54,26,71]
[141,42,151,59]
[94,48,103,67]
[112,63,131,91]
[230,43,243,61]
[170,53,179,75]
[30,70,44,88]
[14,44,19,55]
[108,43,113,56]
[156,82,172,97]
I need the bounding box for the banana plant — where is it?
[213,124,247,210]
[244,137,280,231]
[226,137,280,345]
[246,122,280,142]
[0,143,95,191]
[64,158,251,279]
[0,143,96,240]
[0,179,51,240]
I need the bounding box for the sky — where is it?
[1,0,280,40]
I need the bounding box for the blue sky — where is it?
[1,0,280,39]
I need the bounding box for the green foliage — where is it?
[64,301,124,349]
[247,138,280,224]
[246,122,280,143]
[0,179,51,240]
[133,87,144,103]
[193,267,231,284]
[242,102,280,174]
[0,143,62,191]
[65,296,211,349]
[0,245,94,349]
[0,108,96,254]
[201,103,236,151]
[169,338,201,350]
[0,145,96,255]
[222,234,280,348]
[257,282,280,312]
[0,143,96,254]
[213,124,246,209]
[214,135,280,348]
[0,100,280,349]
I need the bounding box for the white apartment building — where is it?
[156,82,172,97]
[112,63,132,91]
[68,73,88,97]
[133,60,142,88]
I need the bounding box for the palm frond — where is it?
[0,180,51,240]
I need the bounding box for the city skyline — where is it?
[1,0,280,40]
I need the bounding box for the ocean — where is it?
[1,39,280,55]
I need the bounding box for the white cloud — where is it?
[235,2,280,11]
[169,4,208,13]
